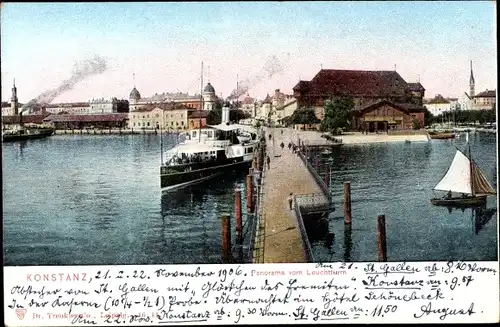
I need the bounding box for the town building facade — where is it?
[128,83,217,112]
[292,69,426,130]
[128,103,192,131]
[472,90,496,110]
[424,94,455,116]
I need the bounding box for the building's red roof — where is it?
[43,113,128,122]
[263,94,272,104]
[44,102,90,108]
[407,82,425,92]
[427,94,450,104]
[293,69,412,97]
[2,113,51,124]
[474,90,496,98]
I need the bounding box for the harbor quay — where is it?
[252,127,329,263]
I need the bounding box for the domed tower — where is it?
[203,82,216,110]
[129,73,141,110]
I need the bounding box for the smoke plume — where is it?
[21,55,107,113]
[227,55,284,100]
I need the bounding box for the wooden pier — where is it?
[255,127,329,263]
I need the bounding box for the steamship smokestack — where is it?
[19,111,23,126]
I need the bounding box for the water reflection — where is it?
[474,206,497,235]
[343,224,352,262]
[442,204,497,235]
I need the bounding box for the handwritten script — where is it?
[4,262,498,325]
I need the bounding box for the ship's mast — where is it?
[199,61,203,143]
[467,131,474,196]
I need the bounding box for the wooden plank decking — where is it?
[256,127,328,263]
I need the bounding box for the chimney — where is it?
[222,106,230,124]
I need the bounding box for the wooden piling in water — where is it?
[315,155,320,170]
[246,174,253,213]
[344,181,352,224]
[376,214,387,262]
[324,168,329,186]
[235,189,242,242]
[220,214,231,262]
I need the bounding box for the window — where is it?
[181,113,184,118]
[143,116,145,118]
[171,121,174,126]
[192,131,197,138]
[207,131,213,138]
[181,121,184,125]
[155,114,159,118]
[147,122,150,126]
[133,122,136,126]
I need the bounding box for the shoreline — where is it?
[287,130,430,145]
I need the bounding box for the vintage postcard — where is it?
[2,1,498,325]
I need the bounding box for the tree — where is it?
[115,99,129,113]
[320,96,354,133]
[290,107,320,125]
[423,107,434,126]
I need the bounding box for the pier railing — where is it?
[293,195,315,262]
[297,150,332,204]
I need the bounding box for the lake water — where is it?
[308,132,498,262]
[3,134,252,266]
[2,132,497,265]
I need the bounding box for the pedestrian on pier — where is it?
[269,133,272,141]
[266,155,271,169]
[287,192,294,210]
[280,141,284,150]
[288,142,292,150]
[281,129,283,135]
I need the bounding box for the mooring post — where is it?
[344,181,352,224]
[324,167,329,186]
[220,214,231,263]
[376,214,387,262]
[246,174,253,212]
[235,189,242,243]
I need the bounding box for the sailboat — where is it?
[430,133,496,206]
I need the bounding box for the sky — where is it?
[1,1,497,104]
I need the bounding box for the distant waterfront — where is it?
[2,131,497,265]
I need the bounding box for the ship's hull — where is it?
[429,133,455,139]
[160,157,250,191]
[2,128,54,142]
[430,195,487,207]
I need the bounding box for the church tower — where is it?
[469,60,475,98]
[11,79,18,115]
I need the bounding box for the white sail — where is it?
[433,150,472,194]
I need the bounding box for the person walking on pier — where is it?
[266,155,271,170]
[288,142,292,150]
[280,141,284,150]
[288,192,294,210]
